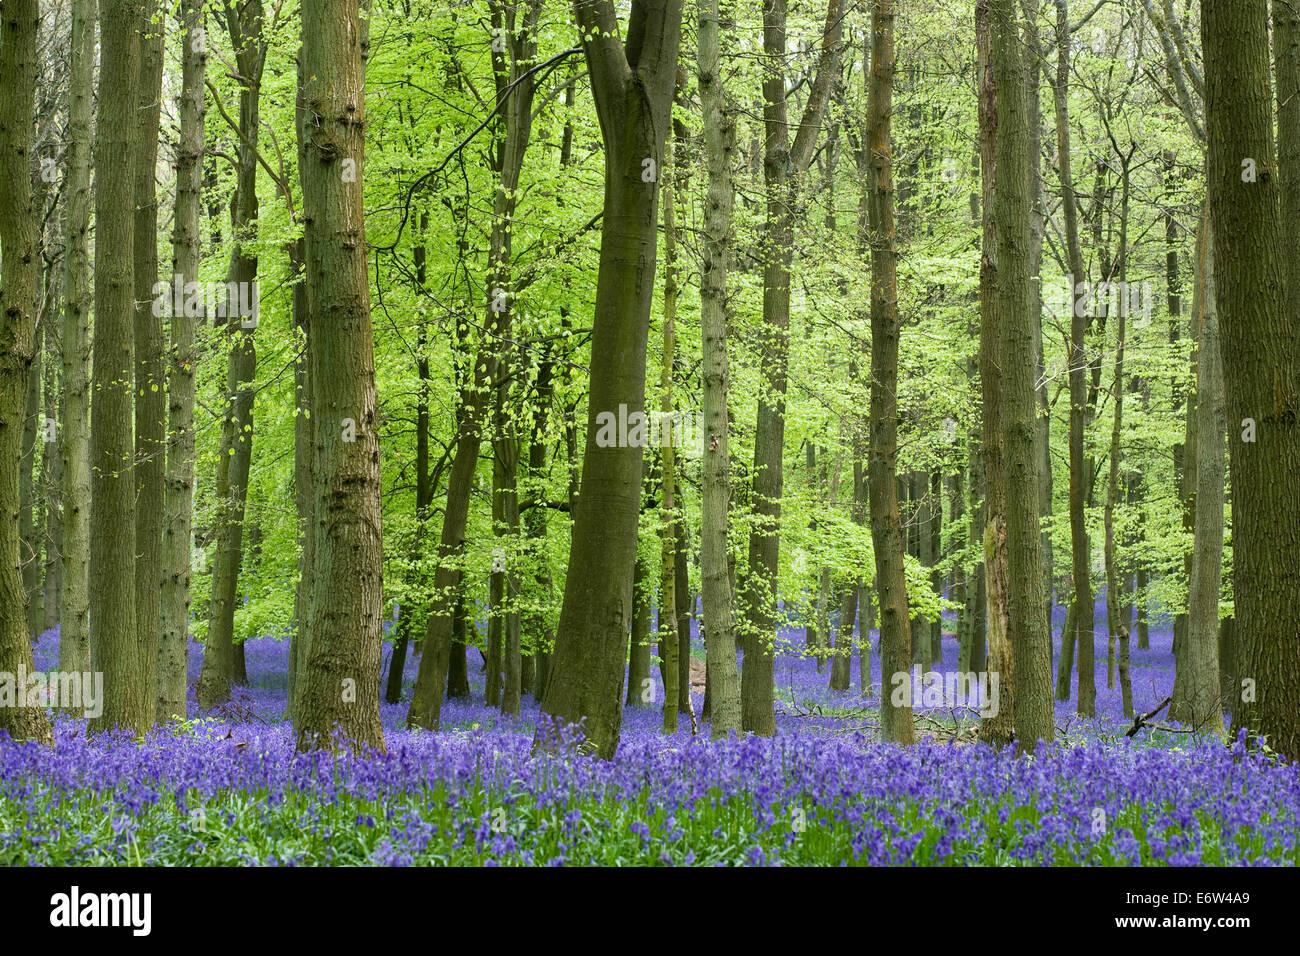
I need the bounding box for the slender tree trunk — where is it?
[740,0,842,734]
[533,0,684,759]
[132,2,165,726]
[1053,0,1095,718]
[40,327,59,632]
[628,553,652,705]
[929,469,942,661]
[829,581,857,691]
[19,326,39,634]
[59,0,94,682]
[698,0,742,738]
[159,0,204,721]
[1103,150,1133,701]
[0,0,53,744]
[1023,0,1053,610]
[675,520,692,717]
[976,0,1014,747]
[864,0,913,745]
[524,353,556,700]
[198,3,263,708]
[656,123,682,734]
[384,222,431,706]
[294,0,385,752]
[408,0,544,730]
[1055,597,1076,700]
[288,233,314,719]
[1182,210,1225,729]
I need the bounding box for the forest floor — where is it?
[2,605,1297,866]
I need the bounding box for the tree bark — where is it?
[697,0,742,738]
[133,1,165,726]
[198,2,263,709]
[533,0,684,759]
[740,0,842,734]
[58,0,94,682]
[408,0,544,730]
[1053,0,1096,718]
[1182,210,1224,729]
[88,0,147,734]
[990,0,1053,752]
[658,128,680,734]
[294,0,385,752]
[1205,0,1300,761]
[864,0,913,745]
[0,0,53,744]
[976,0,1015,747]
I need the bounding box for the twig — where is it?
[1125,695,1173,738]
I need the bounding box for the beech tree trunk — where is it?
[1054,0,1096,718]
[159,0,205,720]
[294,0,385,752]
[408,0,544,730]
[1181,211,1224,729]
[533,0,684,759]
[0,0,53,744]
[990,0,1053,752]
[198,2,263,709]
[697,0,742,738]
[740,0,842,734]
[976,0,1014,748]
[863,0,913,745]
[88,0,147,734]
[133,2,165,727]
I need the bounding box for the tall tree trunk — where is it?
[863,0,913,745]
[675,520,692,717]
[288,38,315,718]
[990,0,1053,752]
[0,0,53,744]
[698,0,742,738]
[1205,0,1300,761]
[929,469,942,661]
[198,2,264,709]
[1053,0,1096,718]
[133,2,165,727]
[628,552,652,705]
[384,221,433,706]
[288,233,314,718]
[1183,211,1224,729]
[20,325,39,634]
[1023,0,1052,610]
[88,0,146,734]
[160,0,205,721]
[658,128,681,735]
[533,0,684,759]
[740,0,842,734]
[408,0,544,730]
[524,352,556,700]
[40,327,59,632]
[1103,148,1133,701]
[976,0,1014,747]
[828,581,857,691]
[294,0,385,752]
[59,0,94,681]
